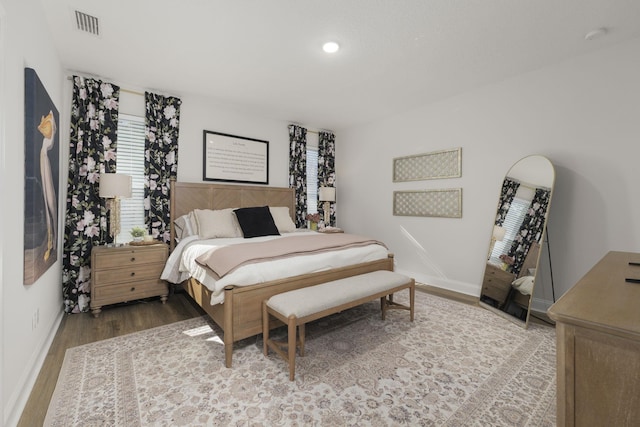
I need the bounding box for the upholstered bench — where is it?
[262,270,415,380]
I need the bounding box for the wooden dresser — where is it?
[90,243,169,317]
[482,262,515,308]
[548,251,640,426]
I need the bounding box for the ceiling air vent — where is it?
[74,10,100,36]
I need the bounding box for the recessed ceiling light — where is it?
[584,27,608,41]
[322,42,340,53]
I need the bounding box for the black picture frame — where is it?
[203,130,269,184]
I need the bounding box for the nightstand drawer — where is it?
[484,265,514,281]
[92,280,168,305]
[93,246,166,269]
[93,262,165,286]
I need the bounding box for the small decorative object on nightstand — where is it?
[318,226,344,233]
[90,243,169,317]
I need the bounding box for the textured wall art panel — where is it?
[393,189,462,218]
[393,148,461,182]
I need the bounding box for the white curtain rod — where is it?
[66,75,179,98]
[288,125,334,135]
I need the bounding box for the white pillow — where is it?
[194,208,242,238]
[269,206,297,233]
[173,211,197,241]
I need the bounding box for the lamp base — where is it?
[323,201,331,226]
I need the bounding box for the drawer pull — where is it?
[130,272,135,277]
[130,257,136,262]
[130,287,136,292]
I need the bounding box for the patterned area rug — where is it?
[45,292,556,426]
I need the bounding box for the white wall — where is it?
[176,96,291,187]
[1,0,65,425]
[338,36,640,311]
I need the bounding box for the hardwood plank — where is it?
[17,291,204,427]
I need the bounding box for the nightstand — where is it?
[90,243,169,317]
[481,263,515,308]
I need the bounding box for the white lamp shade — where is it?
[99,173,132,198]
[318,186,336,202]
[492,225,506,241]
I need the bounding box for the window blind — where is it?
[116,114,145,243]
[306,148,318,214]
[490,196,530,264]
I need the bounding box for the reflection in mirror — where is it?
[479,155,555,328]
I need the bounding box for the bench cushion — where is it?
[267,270,411,318]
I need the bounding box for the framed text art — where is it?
[393,148,462,182]
[393,188,462,218]
[203,130,269,184]
[24,68,60,285]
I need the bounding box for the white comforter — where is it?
[161,231,390,305]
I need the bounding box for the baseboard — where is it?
[415,283,478,305]
[4,309,63,427]
[395,268,480,299]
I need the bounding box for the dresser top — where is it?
[548,251,640,337]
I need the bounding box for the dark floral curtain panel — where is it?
[507,187,551,274]
[144,92,181,243]
[62,76,120,313]
[318,131,336,226]
[288,124,307,228]
[495,177,520,226]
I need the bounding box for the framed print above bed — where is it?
[203,130,269,184]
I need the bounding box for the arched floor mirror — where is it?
[479,155,555,328]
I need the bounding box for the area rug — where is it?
[45,292,556,426]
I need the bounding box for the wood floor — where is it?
[17,290,205,427]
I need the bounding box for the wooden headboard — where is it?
[169,179,296,250]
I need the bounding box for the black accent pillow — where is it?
[233,206,281,238]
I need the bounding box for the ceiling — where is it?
[40,0,640,132]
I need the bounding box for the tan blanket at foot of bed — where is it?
[195,233,387,279]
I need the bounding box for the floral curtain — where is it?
[495,177,520,226]
[507,187,551,274]
[62,76,120,313]
[144,92,181,244]
[288,124,307,228]
[318,131,336,226]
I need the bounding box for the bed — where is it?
[166,179,395,367]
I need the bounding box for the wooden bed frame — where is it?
[169,179,395,368]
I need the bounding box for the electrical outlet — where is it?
[32,309,40,330]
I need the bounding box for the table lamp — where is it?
[489,225,506,259]
[318,186,336,226]
[99,173,132,245]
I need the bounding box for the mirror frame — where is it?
[479,155,555,328]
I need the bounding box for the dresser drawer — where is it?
[93,245,167,269]
[92,280,168,306]
[93,262,165,286]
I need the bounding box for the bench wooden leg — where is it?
[262,301,269,356]
[288,315,297,381]
[410,282,415,322]
[299,323,306,357]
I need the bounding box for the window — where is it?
[116,114,145,243]
[306,147,318,214]
[489,188,534,264]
